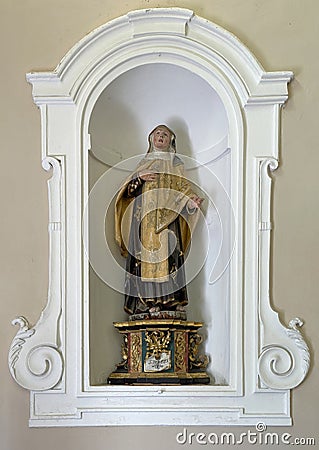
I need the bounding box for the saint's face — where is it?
[153,127,171,150]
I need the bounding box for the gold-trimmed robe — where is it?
[115,152,198,282]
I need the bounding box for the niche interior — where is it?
[88,63,232,387]
[9,8,310,426]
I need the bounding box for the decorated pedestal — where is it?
[108,313,210,385]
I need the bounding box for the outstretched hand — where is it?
[187,195,204,209]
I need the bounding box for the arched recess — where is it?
[9,8,310,427]
[82,51,244,389]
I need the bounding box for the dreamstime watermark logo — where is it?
[83,152,235,294]
[176,423,316,446]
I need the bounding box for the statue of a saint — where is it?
[115,125,203,316]
[109,125,210,384]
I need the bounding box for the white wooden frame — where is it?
[9,8,310,426]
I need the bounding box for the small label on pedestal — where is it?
[144,351,171,372]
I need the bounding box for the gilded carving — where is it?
[130,332,142,372]
[174,331,186,372]
[116,334,128,369]
[189,333,209,370]
[144,330,171,372]
[145,330,171,360]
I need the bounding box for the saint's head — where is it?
[148,125,176,153]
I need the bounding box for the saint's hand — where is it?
[138,171,158,182]
[187,195,204,210]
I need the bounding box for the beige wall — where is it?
[1,0,318,448]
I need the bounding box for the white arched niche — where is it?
[8,8,310,427]
[88,63,231,386]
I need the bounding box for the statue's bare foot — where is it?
[149,306,160,313]
[176,305,186,312]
